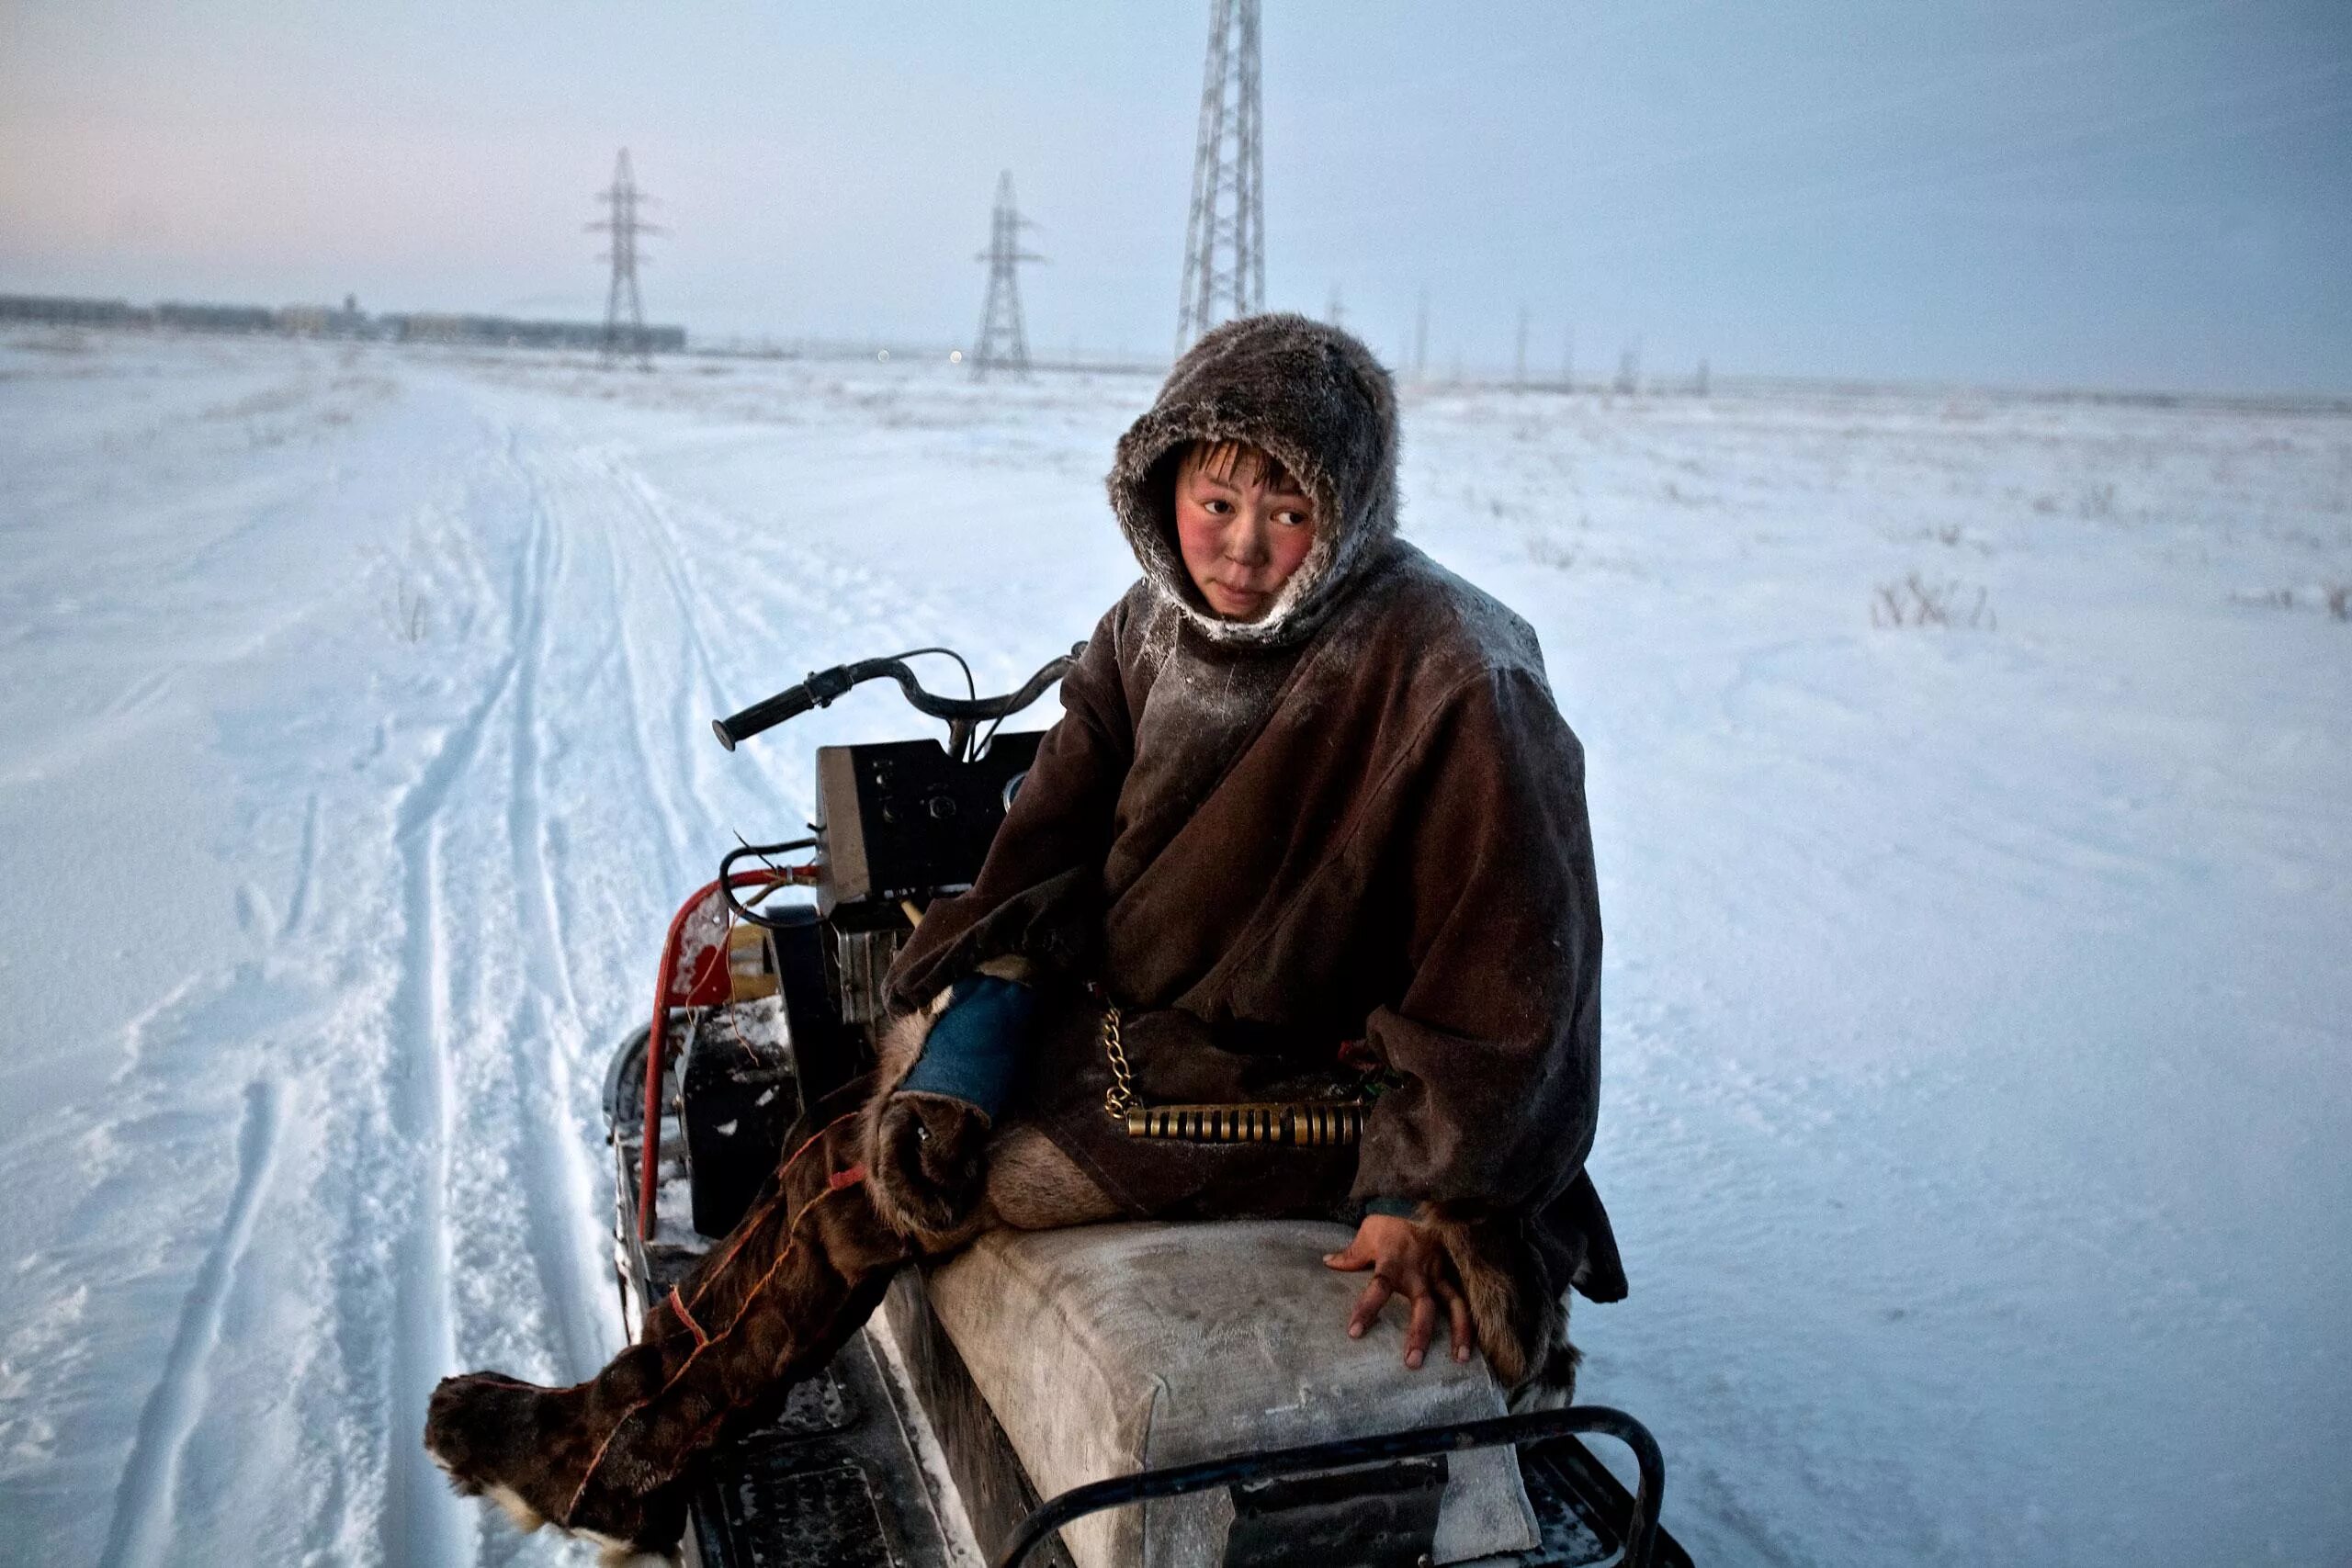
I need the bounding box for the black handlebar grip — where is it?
[711,665,855,750]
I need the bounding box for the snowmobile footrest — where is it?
[683,1331,958,1568]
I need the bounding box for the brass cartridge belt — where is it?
[1122,1101,1365,1145]
[1099,998,1365,1146]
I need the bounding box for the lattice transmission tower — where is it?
[971,171,1044,380]
[589,148,662,369]
[1175,0,1263,354]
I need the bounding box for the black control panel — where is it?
[813,732,1044,926]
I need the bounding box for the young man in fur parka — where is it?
[425,312,1625,1562]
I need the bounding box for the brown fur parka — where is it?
[880,314,1624,1392]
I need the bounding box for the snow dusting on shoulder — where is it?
[1387,543,1550,684]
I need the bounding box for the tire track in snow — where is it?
[278,792,319,940]
[96,1080,281,1568]
[598,461,734,826]
[574,452,697,893]
[499,435,613,1381]
[379,538,528,1568]
[380,830,472,1568]
[608,457,734,737]
[595,449,932,817]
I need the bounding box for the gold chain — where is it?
[1100,999,1136,1120]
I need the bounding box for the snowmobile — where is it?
[600,644,1689,1567]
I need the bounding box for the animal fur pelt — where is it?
[1417,1201,1576,1396]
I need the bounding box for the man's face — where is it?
[1173,446,1317,622]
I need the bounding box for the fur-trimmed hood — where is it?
[1108,313,1400,649]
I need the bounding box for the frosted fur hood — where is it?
[1107,313,1401,649]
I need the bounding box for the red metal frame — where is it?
[637,867,817,1239]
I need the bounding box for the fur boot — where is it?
[424,1113,912,1561]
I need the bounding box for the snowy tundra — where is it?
[0,329,2345,1568]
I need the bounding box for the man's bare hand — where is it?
[1322,1214,1472,1370]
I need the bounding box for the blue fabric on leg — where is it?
[897,976,1038,1122]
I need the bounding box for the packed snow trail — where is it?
[0,333,2346,1567]
[94,1079,278,1568]
[0,341,924,1567]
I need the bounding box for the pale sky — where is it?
[3,0,2346,391]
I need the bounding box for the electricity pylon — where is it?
[589,148,662,369]
[1175,0,1263,353]
[972,172,1043,380]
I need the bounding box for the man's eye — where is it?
[1204,499,1231,514]
[1277,510,1309,527]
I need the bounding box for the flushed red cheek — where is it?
[1176,516,1222,588]
[1266,525,1314,584]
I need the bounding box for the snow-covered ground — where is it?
[0,329,2345,1568]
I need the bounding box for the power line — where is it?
[971,171,1044,381]
[1175,0,1263,353]
[1566,56,2351,271]
[587,148,662,371]
[1556,0,2249,198]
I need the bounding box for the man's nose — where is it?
[1225,513,1271,565]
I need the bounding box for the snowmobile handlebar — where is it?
[994,1404,1667,1568]
[712,644,1085,751]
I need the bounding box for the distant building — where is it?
[382,312,684,354]
[0,292,684,355]
[0,294,141,328]
[156,301,278,334]
[277,296,376,338]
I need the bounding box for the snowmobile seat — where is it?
[888,1219,1544,1568]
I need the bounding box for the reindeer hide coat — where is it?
[884,314,1623,1387]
